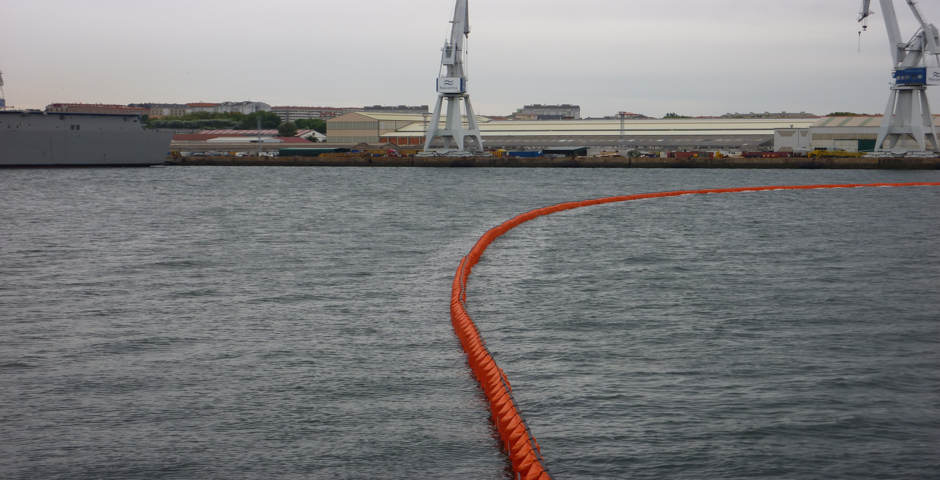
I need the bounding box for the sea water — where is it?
[1,167,938,479]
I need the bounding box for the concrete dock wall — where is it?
[167,155,940,169]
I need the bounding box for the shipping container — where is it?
[507,150,543,158]
[278,147,350,157]
[543,147,588,157]
[668,151,700,160]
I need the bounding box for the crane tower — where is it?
[423,0,484,155]
[859,0,940,154]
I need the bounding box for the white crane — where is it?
[859,0,940,153]
[423,0,484,155]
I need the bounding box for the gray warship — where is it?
[0,72,172,167]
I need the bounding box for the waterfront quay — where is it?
[166,154,940,169]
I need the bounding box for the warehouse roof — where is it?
[814,115,940,128]
[329,111,492,123]
[391,117,818,137]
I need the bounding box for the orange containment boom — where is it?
[450,182,940,478]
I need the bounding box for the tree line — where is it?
[146,111,326,137]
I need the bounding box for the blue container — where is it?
[507,150,543,158]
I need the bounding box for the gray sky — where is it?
[2,0,939,117]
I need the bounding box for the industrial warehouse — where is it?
[41,0,940,164]
[11,0,937,166]
[326,112,821,153]
[167,112,940,159]
[326,110,940,154]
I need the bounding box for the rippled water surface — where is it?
[2,167,938,479]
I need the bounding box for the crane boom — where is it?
[859,0,904,63]
[452,0,469,45]
[906,0,940,57]
[859,0,872,22]
[441,0,469,70]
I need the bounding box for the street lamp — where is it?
[618,111,627,153]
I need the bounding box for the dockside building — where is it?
[326,112,819,152]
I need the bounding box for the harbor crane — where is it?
[859,0,940,153]
[423,0,484,155]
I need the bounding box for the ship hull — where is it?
[0,111,172,167]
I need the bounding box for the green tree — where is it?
[239,111,281,130]
[145,111,245,129]
[278,121,298,137]
[146,118,239,129]
[295,118,327,134]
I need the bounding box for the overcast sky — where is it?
[2,0,940,117]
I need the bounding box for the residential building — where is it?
[216,101,271,115]
[130,103,187,118]
[45,103,150,115]
[271,106,359,123]
[511,104,581,120]
[183,101,270,115]
[362,105,429,114]
[185,102,220,114]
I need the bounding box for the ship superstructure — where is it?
[0,70,7,109]
[0,110,172,167]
